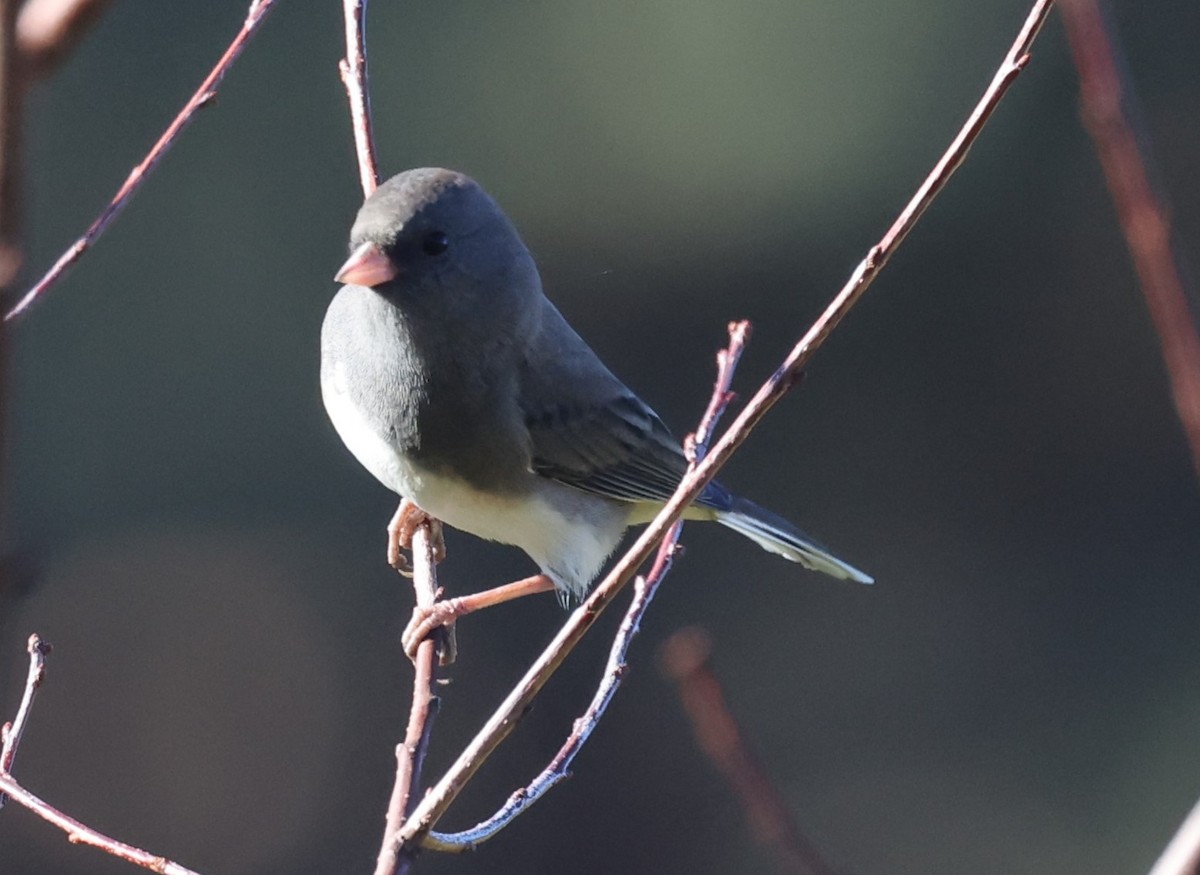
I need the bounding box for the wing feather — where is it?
[519,306,730,510]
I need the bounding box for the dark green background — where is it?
[3,2,1199,873]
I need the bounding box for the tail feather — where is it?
[717,498,873,584]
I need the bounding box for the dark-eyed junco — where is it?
[321,168,870,658]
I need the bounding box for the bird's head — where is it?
[336,168,540,316]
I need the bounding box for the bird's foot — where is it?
[387,499,446,574]
[402,589,461,665]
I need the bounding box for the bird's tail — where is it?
[717,497,873,584]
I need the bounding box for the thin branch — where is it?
[3,0,277,322]
[660,627,839,875]
[1059,0,1200,481]
[1148,795,1200,875]
[339,4,437,873]
[0,776,205,875]
[340,0,378,197]
[0,633,49,803]
[0,637,204,874]
[376,523,442,875]
[390,0,1055,854]
[422,322,750,852]
[16,0,111,80]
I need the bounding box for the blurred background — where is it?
[2,1,1199,873]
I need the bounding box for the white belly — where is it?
[322,361,627,596]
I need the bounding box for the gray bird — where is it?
[321,168,870,651]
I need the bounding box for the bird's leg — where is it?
[387,498,446,573]
[402,573,557,665]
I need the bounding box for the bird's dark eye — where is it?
[422,231,449,257]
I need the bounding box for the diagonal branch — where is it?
[390,0,1056,853]
[1147,794,1200,875]
[3,0,277,322]
[1059,0,1200,481]
[661,627,840,875]
[422,322,750,852]
[0,637,205,874]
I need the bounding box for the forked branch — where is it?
[420,322,750,853]
[0,637,204,875]
[389,0,1056,856]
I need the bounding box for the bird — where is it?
[321,168,871,660]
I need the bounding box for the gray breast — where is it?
[321,284,425,456]
[320,284,530,495]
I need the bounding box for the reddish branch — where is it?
[3,0,277,321]
[377,525,442,875]
[421,322,750,853]
[337,3,442,873]
[0,637,204,874]
[1059,0,1200,480]
[660,628,839,875]
[0,0,111,292]
[388,0,1055,855]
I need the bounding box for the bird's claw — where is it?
[402,589,460,665]
[387,500,447,572]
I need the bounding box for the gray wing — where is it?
[519,303,731,510]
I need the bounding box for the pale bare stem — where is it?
[689,319,751,463]
[376,523,442,875]
[340,0,378,198]
[1148,795,1200,875]
[420,322,750,852]
[0,633,50,804]
[390,0,1055,854]
[660,628,841,875]
[0,775,205,875]
[3,0,277,321]
[1059,0,1200,481]
[16,0,112,79]
[0,637,204,873]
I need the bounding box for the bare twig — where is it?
[340,0,378,197]
[338,4,441,873]
[1059,0,1200,481]
[426,550,681,854]
[422,322,750,852]
[0,776,205,875]
[0,633,49,803]
[390,0,1054,854]
[377,524,442,875]
[661,628,839,875]
[1148,795,1200,875]
[0,772,205,868]
[16,0,112,79]
[0,638,204,874]
[3,0,277,321]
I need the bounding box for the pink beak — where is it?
[335,242,399,287]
